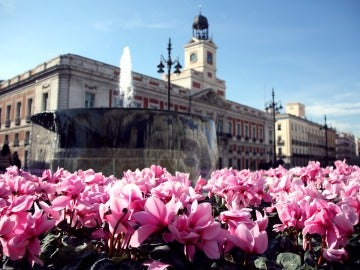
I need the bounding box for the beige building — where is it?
[0,13,273,171]
[275,102,336,167]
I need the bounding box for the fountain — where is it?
[29,47,218,180]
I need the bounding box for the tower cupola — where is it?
[192,13,209,40]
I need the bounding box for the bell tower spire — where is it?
[192,10,209,40]
[170,11,226,97]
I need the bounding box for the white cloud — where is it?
[307,102,360,117]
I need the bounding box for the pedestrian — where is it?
[13,151,21,169]
[0,143,13,173]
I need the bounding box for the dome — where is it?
[192,14,209,30]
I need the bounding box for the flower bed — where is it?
[0,160,359,269]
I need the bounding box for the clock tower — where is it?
[170,13,226,97]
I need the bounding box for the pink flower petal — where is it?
[144,196,166,221]
[200,239,220,259]
[50,195,71,210]
[234,223,254,253]
[130,224,158,247]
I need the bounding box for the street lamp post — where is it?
[157,38,182,110]
[321,115,329,166]
[265,88,282,166]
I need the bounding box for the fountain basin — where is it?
[30,108,218,180]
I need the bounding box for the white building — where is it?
[275,103,336,167]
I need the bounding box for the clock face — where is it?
[190,52,197,62]
[207,51,213,65]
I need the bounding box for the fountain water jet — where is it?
[119,46,134,108]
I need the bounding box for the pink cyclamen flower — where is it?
[168,200,221,262]
[231,222,268,254]
[302,201,354,250]
[99,196,131,235]
[2,204,56,266]
[130,196,181,247]
[274,201,305,232]
[219,208,253,234]
[224,210,268,255]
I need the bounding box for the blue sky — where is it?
[1,0,359,137]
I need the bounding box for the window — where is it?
[228,122,232,135]
[24,131,30,146]
[26,98,33,122]
[42,93,48,111]
[4,135,9,144]
[228,158,233,168]
[207,51,213,65]
[236,123,241,137]
[259,127,263,140]
[244,125,249,138]
[85,92,95,108]
[252,126,256,139]
[15,102,21,125]
[277,124,281,131]
[14,133,19,146]
[5,105,11,127]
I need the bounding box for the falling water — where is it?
[119,46,134,108]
